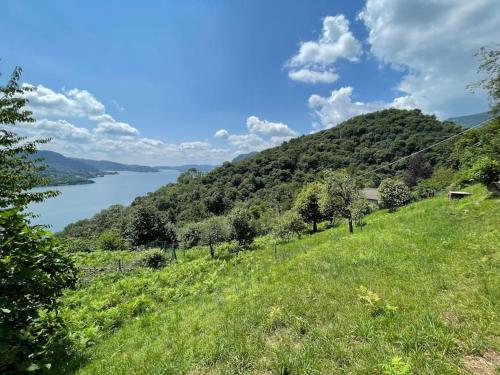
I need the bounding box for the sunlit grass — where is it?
[55,184,499,374]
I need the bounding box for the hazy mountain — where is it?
[33,150,158,186]
[154,164,216,172]
[447,111,492,128]
[71,158,158,172]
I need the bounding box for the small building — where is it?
[448,191,472,199]
[361,188,379,205]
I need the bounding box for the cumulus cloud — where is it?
[95,122,140,137]
[286,15,362,83]
[24,85,105,119]
[358,0,500,117]
[14,84,236,165]
[308,87,386,128]
[288,68,339,84]
[216,116,298,151]
[214,129,229,138]
[246,116,297,137]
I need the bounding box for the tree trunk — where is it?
[348,219,353,234]
[209,242,215,259]
[313,221,317,232]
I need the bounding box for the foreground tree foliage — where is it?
[0,67,76,373]
[0,67,57,209]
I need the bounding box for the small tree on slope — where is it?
[378,179,411,212]
[321,170,361,234]
[294,182,324,232]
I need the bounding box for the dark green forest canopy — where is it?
[61,109,461,237]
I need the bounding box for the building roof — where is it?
[361,188,378,201]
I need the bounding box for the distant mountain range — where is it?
[33,150,217,186]
[447,111,492,128]
[154,164,216,172]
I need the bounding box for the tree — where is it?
[178,222,202,249]
[128,205,167,246]
[322,170,361,234]
[199,216,230,259]
[228,206,256,247]
[404,153,432,187]
[294,182,324,232]
[0,67,57,209]
[0,67,76,373]
[98,228,128,251]
[468,45,499,115]
[466,156,500,186]
[378,179,411,212]
[273,210,306,242]
[350,199,373,227]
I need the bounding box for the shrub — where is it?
[141,250,168,269]
[466,156,500,186]
[378,179,411,212]
[61,237,96,253]
[98,229,128,251]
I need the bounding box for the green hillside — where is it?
[60,109,461,236]
[55,185,499,374]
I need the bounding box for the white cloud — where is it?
[13,84,238,165]
[288,68,339,84]
[218,116,298,152]
[95,122,140,137]
[24,85,105,119]
[358,0,500,117]
[286,15,362,83]
[30,119,93,142]
[246,116,297,137]
[214,129,229,138]
[308,87,386,128]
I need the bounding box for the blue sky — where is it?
[1,0,498,165]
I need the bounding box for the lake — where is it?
[28,169,180,232]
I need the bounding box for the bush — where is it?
[61,237,96,253]
[141,250,168,269]
[378,179,411,212]
[0,209,77,373]
[466,156,500,186]
[98,229,128,251]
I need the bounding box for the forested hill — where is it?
[33,150,158,186]
[61,109,461,236]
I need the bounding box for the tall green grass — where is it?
[55,185,499,374]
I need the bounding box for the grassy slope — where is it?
[57,185,499,374]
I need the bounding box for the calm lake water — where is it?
[28,169,180,232]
